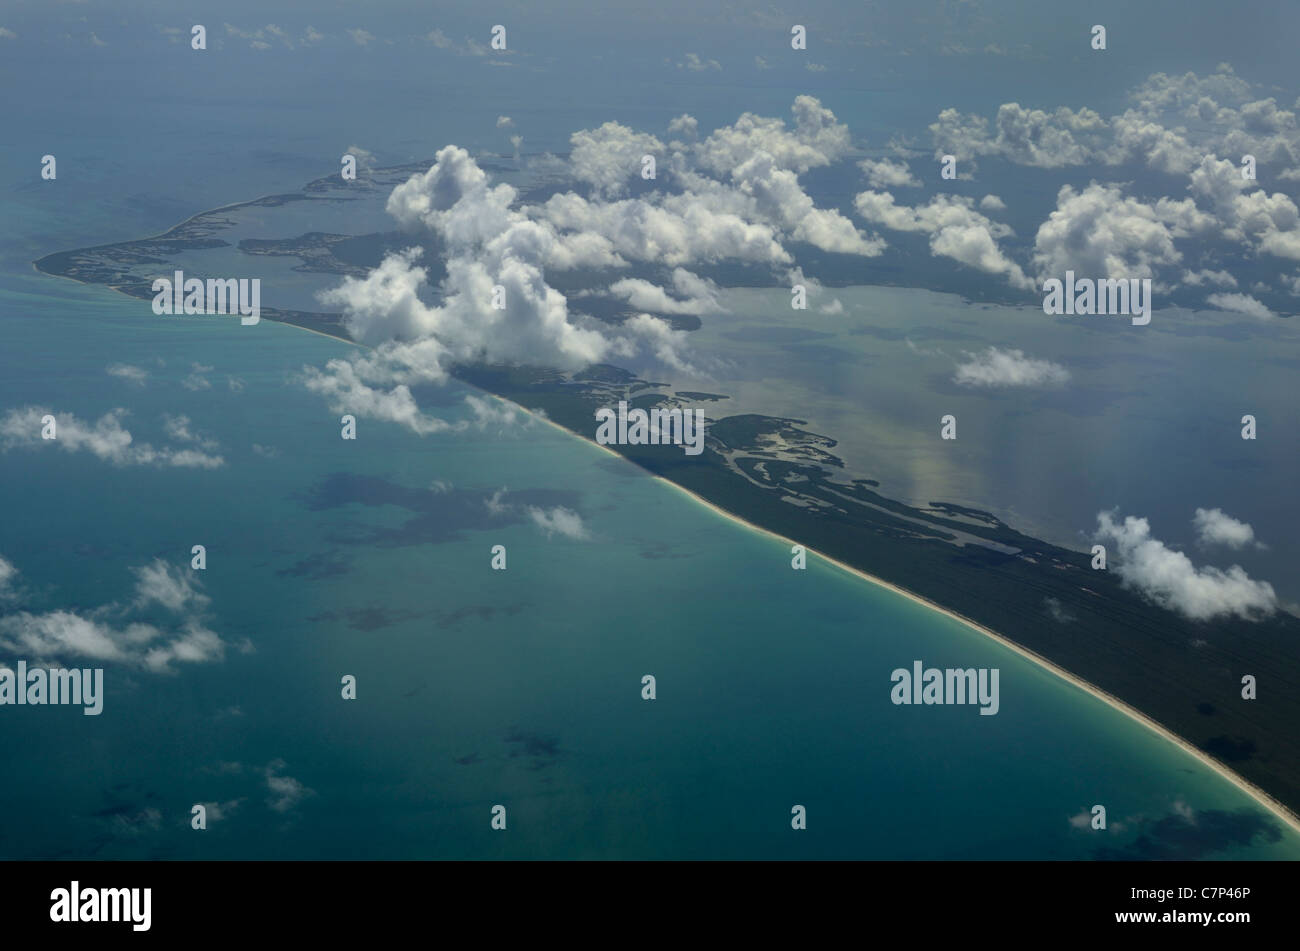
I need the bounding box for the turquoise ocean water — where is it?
[1,11,1297,859]
[0,281,1296,860]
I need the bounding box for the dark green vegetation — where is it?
[458,362,1300,817]
[34,160,1300,819]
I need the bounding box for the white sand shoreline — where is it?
[513,387,1300,841]
[42,286,1300,841]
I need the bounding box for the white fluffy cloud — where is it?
[621,313,700,374]
[1193,508,1261,549]
[696,96,852,175]
[527,506,590,540]
[307,99,896,432]
[569,122,665,197]
[0,557,233,673]
[265,759,313,813]
[541,191,777,265]
[859,157,920,188]
[1128,65,1299,167]
[676,53,720,72]
[928,65,1300,177]
[855,191,1032,289]
[106,363,148,385]
[0,407,224,469]
[1182,269,1237,287]
[0,556,16,599]
[929,102,1110,168]
[1188,155,1300,262]
[606,268,725,314]
[1031,184,1185,283]
[0,610,132,663]
[953,347,1069,387]
[1094,511,1277,621]
[928,67,1300,296]
[667,114,698,140]
[162,414,218,451]
[133,559,211,613]
[1206,292,1274,319]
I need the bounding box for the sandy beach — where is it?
[58,294,1300,841]
[492,373,1300,840]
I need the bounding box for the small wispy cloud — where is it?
[953,347,1069,387]
[527,506,590,540]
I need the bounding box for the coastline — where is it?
[38,277,1300,842]
[537,407,1300,840]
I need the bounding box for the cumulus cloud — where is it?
[484,487,511,516]
[0,555,17,599]
[927,65,1300,177]
[333,147,618,372]
[183,362,214,391]
[713,151,884,256]
[464,393,527,431]
[621,313,700,374]
[928,68,1300,295]
[0,557,232,673]
[1094,511,1277,621]
[677,53,720,72]
[0,407,224,469]
[1188,155,1300,261]
[1031,183,1185,283]
[162,414,218,450]
[606,268,725,314]
[1193,508,1261,550]
[1068,809,1094,830]
[855,191,1032,289]
[301,354,452,436]
[344,144,376,174]
[1128,65,1299,168]
[568,122,665,197]
[696,96,852,175]
[537,190,790,267]
[224,24,290,49]
[1044,597,1077,623]
[107,363,148,385]
[199,799,244,824]
[667,115,698,140]
[1182,268,1237,287]
[859,157,920,188]
[1206,292,1274,319]
[140,621,226,673]
[929,102,1111,168]
[0,611,133,664]
[304,99,898,432]
[264,759,313,813]
[527,506,590,540]
[133,559,211,613]
[953,347,1069,387]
